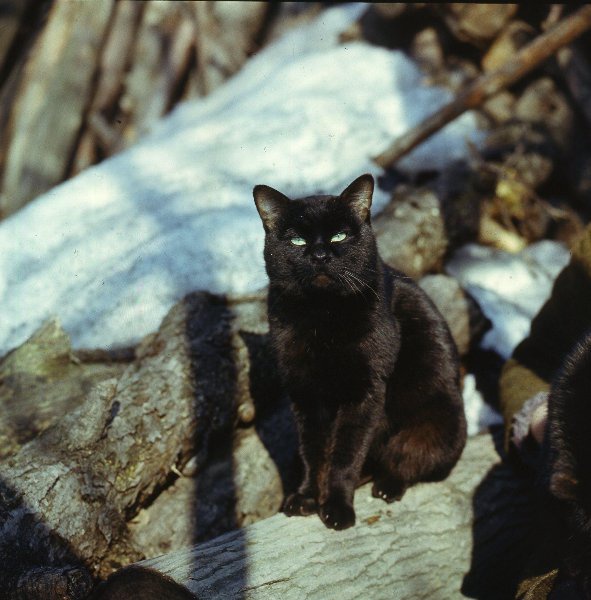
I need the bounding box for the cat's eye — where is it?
[290,237,306,246]
[330,232,347,243]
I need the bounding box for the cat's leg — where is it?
[372,417,463,503]
[318,394,382,530]
[283,406,323,517]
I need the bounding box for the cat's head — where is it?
[253,174,378,296]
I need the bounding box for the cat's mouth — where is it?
[312,273,333,288]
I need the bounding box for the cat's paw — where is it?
[372,477,406,503]
[319,497,355,530]
[283,493,317,517]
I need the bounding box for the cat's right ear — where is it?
[340,173,374,222]
[253,185,290,232]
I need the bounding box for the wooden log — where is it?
[1,565,93,600]
[120,2,188,142]
[374,4,591,169]
[0,0,35,76]
[440,4,518,48]
[186,2,271,97]
[0,292,270,584]
[71,1,145,175]
[0,318,129,459]
[94,433,537,600]
[557,42,591,130]
[0,0,114,215]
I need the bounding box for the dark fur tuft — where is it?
[546,331,591,590]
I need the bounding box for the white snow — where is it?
[449,240,572,434]
[0,3,484,356]
[462,374,503,436]
[446,241,572,360]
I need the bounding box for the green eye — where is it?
[290,237,306,246]
[331,232,347,243]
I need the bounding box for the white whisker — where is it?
[342,269,380,300]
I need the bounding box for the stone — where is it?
[441,4,518,47]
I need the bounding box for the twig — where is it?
[373,4,591,169]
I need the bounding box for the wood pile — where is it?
[2,2,591,598]
[0,1,279,217]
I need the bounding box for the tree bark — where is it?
[0,0,114,215]
[0,318,129,459]
[0,291,271,586]
[94,433,537,600]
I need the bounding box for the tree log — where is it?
[0,0,114,215]
[0,291,273,588]
[374,4,591,169]
[0,319,128,459]
[94,432,537,600]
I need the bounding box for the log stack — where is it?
[2,2,591,598]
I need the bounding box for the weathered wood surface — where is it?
[0,0,113,215]
[0,1,275,217]
[0,319,129,459]
[0,292,270,586]
[95,433,536,600]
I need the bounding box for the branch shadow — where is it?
[183,292,248,598]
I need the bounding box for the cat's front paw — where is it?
[372,477,406,503]
[283,493,317,517]
[319,497,355,530]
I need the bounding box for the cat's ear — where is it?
[340,174,374,221]
[253,185,290,232]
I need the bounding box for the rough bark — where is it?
[95,433,536,600]
[374,186,448,278]
[0,0,114,215]
[0,319,128,459]
[0,291,272,585]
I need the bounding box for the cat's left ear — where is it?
[253,185,290,232]
[340,174,374,222]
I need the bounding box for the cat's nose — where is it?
[311,244,329,262]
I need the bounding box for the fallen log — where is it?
[0,319,129,459]
[0,291,272,590]
[0,0,114,215]
[374,4,591,169]
[93,433,537,600]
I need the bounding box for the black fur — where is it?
[253,174,467,530]
[546,331,591,592]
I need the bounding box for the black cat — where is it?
[253,174,467,530]
[545,331,591,593]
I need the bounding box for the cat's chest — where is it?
[271,311,349,368]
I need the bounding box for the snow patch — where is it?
[462,374,503,436]
[447,241,571,360]
[0,4,483,355]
